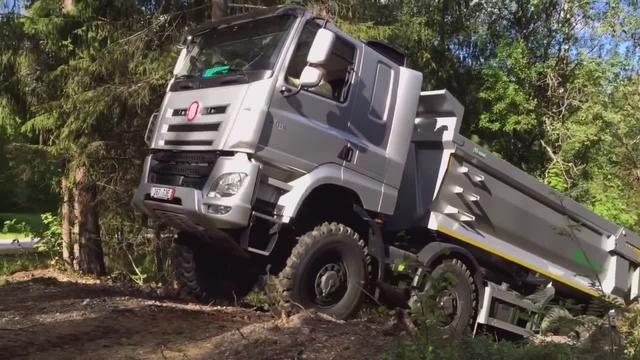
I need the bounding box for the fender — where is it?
[276,163,395,221]
[417,241,484,299]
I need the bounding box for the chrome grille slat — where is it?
[167,123,220,132]
[163,140,212,146]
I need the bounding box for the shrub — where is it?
[34,212,63,259]
[1,218,30,234]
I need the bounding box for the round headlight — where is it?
[208,172,248,198]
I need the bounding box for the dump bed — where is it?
[391,90,640,301]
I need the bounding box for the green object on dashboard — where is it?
[202,65,231,78]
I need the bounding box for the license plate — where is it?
[150,187,175,200]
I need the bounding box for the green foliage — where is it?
[34,212,63,258]
[0,144,60,212]
[0,0,205,280]
[244,289,270,311]
[385,332,581,360]
[621,306,640,358]
[1,218,30,234]
[0,213,44,232]
[479,41,541,134]
[0,212,63,267]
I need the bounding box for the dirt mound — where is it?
[178,311,390,359]
[5,267,100,284]
[0,269,393,359]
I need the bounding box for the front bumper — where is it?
[132,152,260,232]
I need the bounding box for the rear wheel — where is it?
[278,222,368,320]
[411,259,477,335]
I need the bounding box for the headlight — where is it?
[207,172,248,198]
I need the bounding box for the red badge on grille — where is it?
[186,101,199,122]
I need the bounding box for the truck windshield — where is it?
[176,14,296,80]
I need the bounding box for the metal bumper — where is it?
[132,152,260,232]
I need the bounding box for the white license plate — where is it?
[150,187,175,200]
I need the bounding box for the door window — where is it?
[369,63,393,122]
[285,22,356,102]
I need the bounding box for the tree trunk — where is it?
[211,0,227,20]
[73,166,106,276]
[62,0,74,14]
[61,176,75,267]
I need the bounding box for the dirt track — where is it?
[0,270,393,359]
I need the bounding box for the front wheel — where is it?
[173,232,257,303]
[278,223,368,320]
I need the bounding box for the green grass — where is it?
[0,232,29,240]
[0,212,45,233]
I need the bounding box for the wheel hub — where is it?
[314,263,345,301]
[437,290,458,324]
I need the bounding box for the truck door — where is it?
[262,20,357,173]
[345,47,398,183]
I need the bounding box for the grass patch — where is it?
[244,289,270,311]
[0,212,45,233]
[0,232,29,240]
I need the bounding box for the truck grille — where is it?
[156,105,228,148]
[148,151,218,190]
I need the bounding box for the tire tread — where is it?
[277,222,367,318]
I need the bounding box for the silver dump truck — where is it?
[133,6,640,336]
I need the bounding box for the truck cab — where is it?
[134,6,420,233]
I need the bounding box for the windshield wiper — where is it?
[225,67,248,77]
[175,74,198,81]
[173,74,198,90]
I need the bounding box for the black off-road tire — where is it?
[278,222,368,320]
[173,237,256,303]
[413,258,477,335]
[174,242,212,301]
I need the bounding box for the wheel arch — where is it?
[417,242,484,299]
[278,183,386,292]
[276,163,388,220]
[267,181,374,281]
[290,183,367,235]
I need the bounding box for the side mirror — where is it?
[299,66,323,88]
[307,28,335,64]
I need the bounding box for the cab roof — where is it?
[188,5,306,36]
[188,5,407,68]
